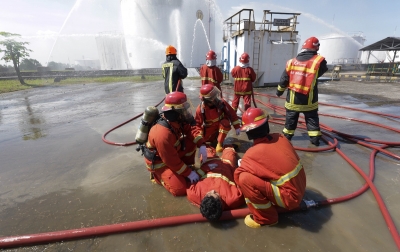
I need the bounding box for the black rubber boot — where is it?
[310,136,321,146]
[283,133,293,141]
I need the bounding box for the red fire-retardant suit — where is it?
[187,147,245,210]
[194,99,241,145]
[145,120,205,196]
[199,64,223,94]
[234,133,306,225]
[230,65,256,112]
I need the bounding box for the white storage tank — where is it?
[95,32,132,70]
[318,33,366,65]
[120,0,218,69]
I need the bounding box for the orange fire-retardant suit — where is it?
[187,147,245,210]
[234,133,306,225]
[230,60,256,111]
[200,50,223,97]
[195,99,241,145]
[145,119,205,196]
[199,64,223,93]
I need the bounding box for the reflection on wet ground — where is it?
[0,80,399,251]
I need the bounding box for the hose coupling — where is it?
[302,199,317,209]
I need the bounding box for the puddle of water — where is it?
[0,80,398,251]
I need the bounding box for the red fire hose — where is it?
[102,98,165,146]
[1,88,399,249]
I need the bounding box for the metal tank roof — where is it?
[359,37,400,51]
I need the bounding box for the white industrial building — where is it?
[74,59,101,70]
[222,9,301,87]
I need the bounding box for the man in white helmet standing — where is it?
[276,37,328,146]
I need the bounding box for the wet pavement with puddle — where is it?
[0,79,399,251]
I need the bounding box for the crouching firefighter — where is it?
[137,92,207,196]
[234,108,306,228]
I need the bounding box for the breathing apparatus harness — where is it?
[136,113,188,170]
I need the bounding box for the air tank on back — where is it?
[120,0,217,69]
[318,33,366,65]
[135,106,160,145]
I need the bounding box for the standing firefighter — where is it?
[143,92,207,196]
[230,52,256,112]
[234,108,306,228]
[276,36,328,146]
[195,84,241,153]
[199,50,223,97]
[162,45,188,94]
[186,146,245,221]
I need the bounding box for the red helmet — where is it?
[302,37,320,51]
[239,53,250,63]
[240,108,269,132]
[200,84,220,102]
[206,50,217,60]
[162,92,188,111]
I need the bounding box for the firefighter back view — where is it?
[276,36,328,146]
[230,52,257,112]
[199,50,223,97]
[162,45,188,94]
[143,92,207,196]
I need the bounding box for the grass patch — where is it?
[0,75,165,94]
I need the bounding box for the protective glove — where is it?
[235,128,241,135]
[276,91,282,97]
[187,170,199,184]
[238,159,242,167]
[198,145,207,163]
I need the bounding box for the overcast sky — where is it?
[1,0,399,65]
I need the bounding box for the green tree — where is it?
[20,58,42,71]
[0,32,32,85]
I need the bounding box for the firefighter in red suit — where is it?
[186,146,245,221]
[230,52,257,112]
[199,50,223,97]
[144,92,207,196]
[195,84,241,153]
[234,108,306,228]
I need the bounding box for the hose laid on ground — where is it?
[2,88,399,249]
[253,91,400,249]
[0,209,248,248]
[102,98,165,146]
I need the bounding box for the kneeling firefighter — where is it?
[138,92,207,196]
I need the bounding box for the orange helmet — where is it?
[239,53,250,63]
[302,37,320,51]
[240,108,269,132]
[165,45,177,55]
[206,50,217,60]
